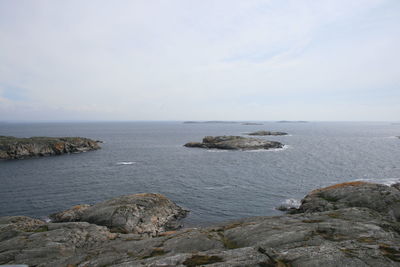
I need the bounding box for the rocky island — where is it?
[0,136,101,160]
[184,136,283,150]
[276,120,308,123]
[247,130,288,136]
[1,181,400,266]
[241,122,263,125]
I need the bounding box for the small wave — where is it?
[116,161,136,165]
[42,216,52,223]
[276,198,301,211]
[205,185,232,190]
[203,145,291,153]
[355,178,400,186]
[205,149,228,152]
[244,145,291,152]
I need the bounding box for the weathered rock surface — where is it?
[184,136,283,150]
[392,183,400,191]
[2,182,400,267]
[50,193,188,235]
[295,181,400,221]
[0,136,101,160]
[247,130,288,136]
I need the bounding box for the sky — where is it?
[0,0,399,121]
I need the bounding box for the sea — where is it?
[0,121,399,226]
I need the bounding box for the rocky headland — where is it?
[1,181,400,266]
[184,136,283,150]
[0,136,101,160]
[247,131,288,136]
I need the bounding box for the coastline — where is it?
[1,181,400,266]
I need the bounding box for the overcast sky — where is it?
[0,0,399,121]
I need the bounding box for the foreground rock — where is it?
[184,136,283,150]
[1,182,400,266]
[0,136,101,160]
[248,130,288,136]
[50,193,188,235]
[294,181,400,221]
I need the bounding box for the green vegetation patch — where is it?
[32,225,49,232]
[141,248,166,259]
[183,254,224,266]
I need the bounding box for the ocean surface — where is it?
[0,121,399,226]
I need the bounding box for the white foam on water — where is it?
[116,161,136,165]
[203,145,291,153]
[205,149,229,153]
[244,145,291,152]
[355,178,400,186]
[276,198,301,211]
[42,216,52,223]
[205,185,232,190]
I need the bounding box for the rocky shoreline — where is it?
[1,181,400,266]
[0,136,101,160]
[184,136,283,150]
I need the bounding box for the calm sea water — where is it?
[0,121,399,226]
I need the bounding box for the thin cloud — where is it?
[0,0,399,121]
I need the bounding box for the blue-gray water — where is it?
[0,121,399,226]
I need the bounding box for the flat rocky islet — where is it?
[0,136,101,160]
[241,122,263,125]
[1,181,400,266]
[183,121,239,124]
[276,120,308,123]
[183,121,263,125]
[184,135,283,150]
[247,130,288,136]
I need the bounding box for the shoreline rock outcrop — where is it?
[0,136,101,160]
[247,130,288,136]
[49,193,188,235]
[1,182,400,266]
[184,136,283,150]
[293,181,400,221]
